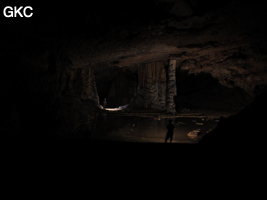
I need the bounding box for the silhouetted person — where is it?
[165,120,175,143]
[103,98,107,109]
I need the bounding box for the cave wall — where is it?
[67,67,99,103]
[1,46,101,139]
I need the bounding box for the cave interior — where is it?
[1,0,267,145]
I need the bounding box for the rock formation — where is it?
[136,61,167,110]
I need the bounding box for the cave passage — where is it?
[96,67,137,109]
[91,62,252,143]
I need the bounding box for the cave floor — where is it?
[91,108,234,144]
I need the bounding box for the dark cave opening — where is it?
[175,68,252,114]
[97,79,113,108]
[96,67,137,108]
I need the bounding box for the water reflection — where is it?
[93,113,217,143]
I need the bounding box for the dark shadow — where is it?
[198,90,267,145]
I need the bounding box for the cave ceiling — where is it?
[2,0,267,93]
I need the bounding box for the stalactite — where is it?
[138,61,165,86]
[136,61,166,110]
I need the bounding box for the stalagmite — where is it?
[166,59,177,113]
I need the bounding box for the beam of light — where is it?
[104,104,129,111]
[105,108,123,111]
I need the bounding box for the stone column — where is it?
[166,59,177,113]
[136,62,167,111]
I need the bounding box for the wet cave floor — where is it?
[91,109,234,144]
